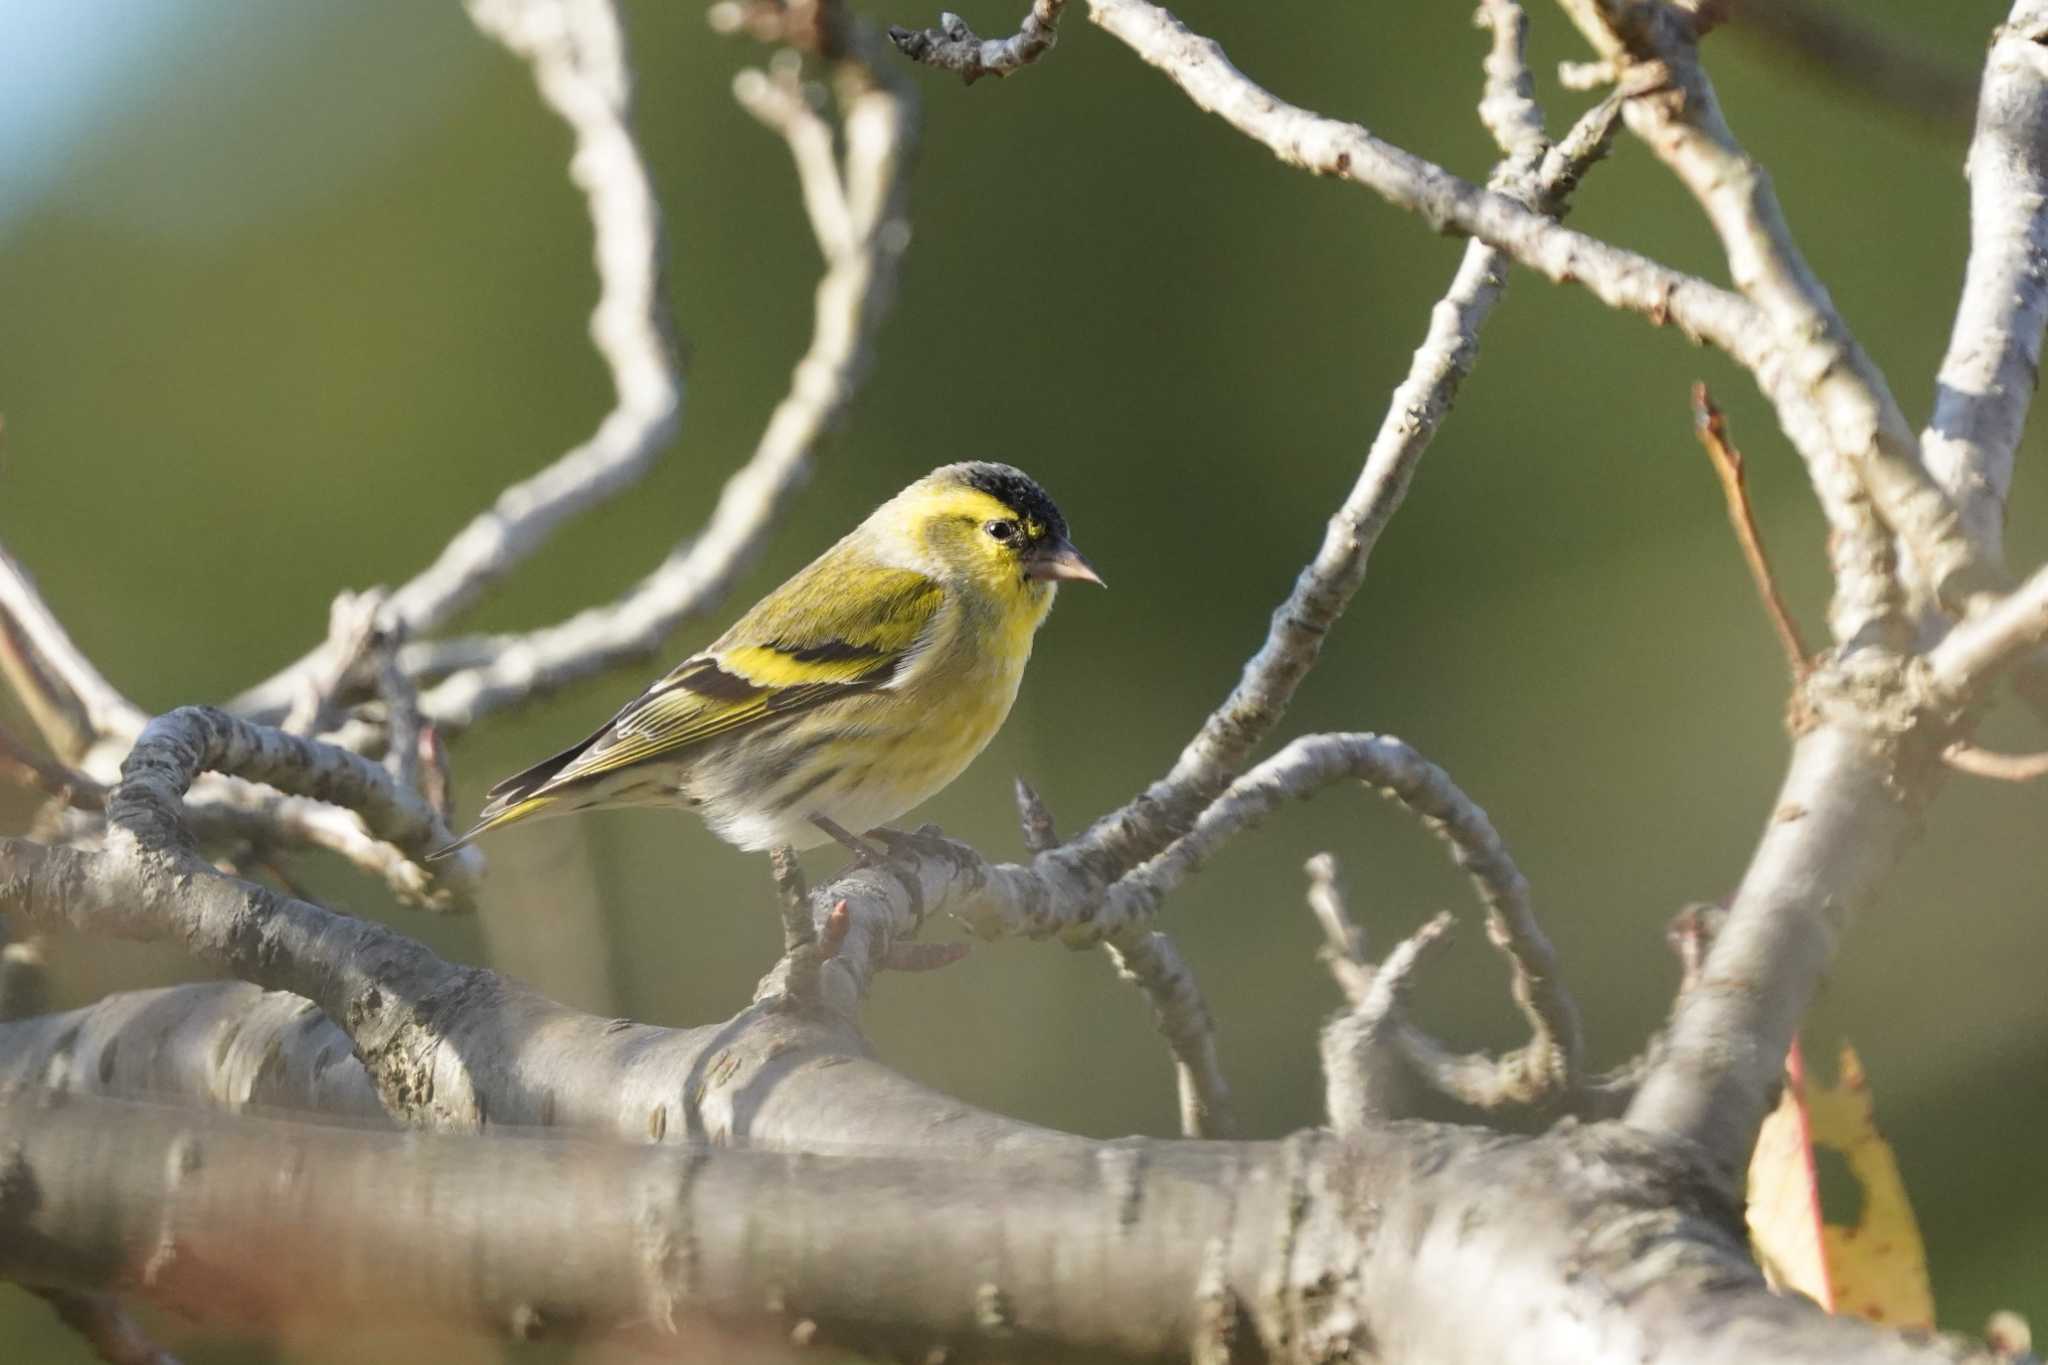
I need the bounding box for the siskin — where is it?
[439,462,1101,858]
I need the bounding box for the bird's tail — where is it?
[427,736,593,860]
[427,792,558,860]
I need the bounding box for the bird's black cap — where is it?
[937,461,1070,542]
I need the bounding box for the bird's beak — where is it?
[1025,538,1106,587]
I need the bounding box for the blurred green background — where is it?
[1,1,2040,1359]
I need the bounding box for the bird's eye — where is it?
[984,519,1019,543]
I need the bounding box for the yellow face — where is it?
[907,485,1056,594]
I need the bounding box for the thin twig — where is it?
[1693,384,1811,676]
[1557,0,1986,640]
[771,844,814,953]
[0,722,106,811]
[403,22,917,735]
[1019,776,1233,1135]
[1304,851,1368,993]
[887,1,1067,84]
[283,590,388,737]
[1318,910,1454,1133]
[1475,0,1548,162]
[1928,559,2048,693]
[1013,777,1060,854]
[1105,929,1234,1138]
[1308,852,1450,1129]
[0,542,147,767]
[1034,73,1622,901]
[1308,846,1595,1124]
[1942,742,2048,783]
[1079,0,1763,355]
[1018,733,1582,1104]
[233,0,683,719]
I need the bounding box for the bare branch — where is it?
[1038,75,1621,898]
[402,33,916,735]
[0,723,105,812]
[1074,734,1581,1094]
[1307,844,1604,1124]
[0,894,179,1365]
[1013,776,1061,853]
[233,0,683,718]
[1309,852,1453,1131]
[1103,928,1235,1137]
[1693,383,1812,675]
[1942,742,2048,783]
[732,63,855,257]
[112,707,480,911]
[1475,0,1548,161]
[282,590,389,738]
[1080,0,1763,357]
[0,1086,1997,1365]
[0,542,147,766]
[770,844,812,953]
[1556,0,1983,641]
[836,737,1591,1123]
[1928,559,2048,692]
[1922,1,2048,573]
[1625,698,1928,1173]
[888,2,1067,84]
[0,553,453,904]
[1018,775,1234,1134]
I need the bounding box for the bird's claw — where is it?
[866,822,953,863]
[809,814,890,867]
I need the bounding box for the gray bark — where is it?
[4,0,2047,1361]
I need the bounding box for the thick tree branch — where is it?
[0,904,180,1365]
[1623,662,1952,1173]
[234,0,683,719]
[0,1089,2001,1365]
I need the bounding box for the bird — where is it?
[436,462,1102,860]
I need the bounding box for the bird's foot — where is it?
[865,822,955,863]
[809,815,891,867]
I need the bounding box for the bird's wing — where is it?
[475,566,945,815]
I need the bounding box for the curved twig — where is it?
[1032,73,1620,906]
[111,707,480,911]
[233,0,682,720]
[401,26,917,735]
